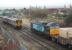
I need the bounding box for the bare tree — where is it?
[64,7,72,26]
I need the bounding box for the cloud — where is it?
[0,0,71,8]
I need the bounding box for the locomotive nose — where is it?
[50,28,60,37]
[16,20,22,29]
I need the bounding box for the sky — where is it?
[0,0,72,9]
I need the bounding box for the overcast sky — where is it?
[0,0,72,9]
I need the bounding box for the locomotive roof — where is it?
[46,22,59,26]
[3,16,20,21]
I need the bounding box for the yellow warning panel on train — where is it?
[50,28,60,36]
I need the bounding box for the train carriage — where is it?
[57,28,72,48]
[2,16,22,29]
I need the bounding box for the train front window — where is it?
[50,23,59,28]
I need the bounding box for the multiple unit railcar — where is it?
[2,16,22,29]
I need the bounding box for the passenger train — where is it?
[2,16,22,29]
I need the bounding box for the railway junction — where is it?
[0,17,72,50]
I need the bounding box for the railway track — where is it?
[2,23,49,50]
[20,25,69,50]
[18,25,68,50]
[2,23,70,50]
[0,23,20,50]
[3,23,50,50]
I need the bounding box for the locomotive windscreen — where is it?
[46,22,59,28]
[50,23,59,28]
